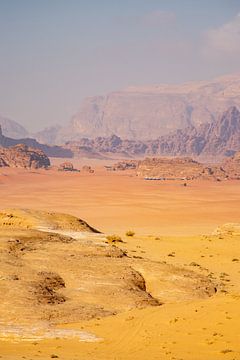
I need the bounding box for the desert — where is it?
[1,2,240,359]
[0,163,240,359]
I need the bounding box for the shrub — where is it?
[126,230,135,237]
[106,234,123,243]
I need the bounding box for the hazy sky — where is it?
[0,0,240,131]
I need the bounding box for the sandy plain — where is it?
[0,161,240,359]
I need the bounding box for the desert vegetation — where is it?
[126,230,135,237]
[106,234,123,243]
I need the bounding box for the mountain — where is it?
[0,115,29,139]
[33,125,62,145]
[146,106,240,158]
[0,126,73,158]
[0,144,50,169]
[48,73,240,144]
[65,107,240,159]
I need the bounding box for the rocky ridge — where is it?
[65,107,240,160]
[136,150,240,180]
[148,106,240,158]
[136,157,226,180]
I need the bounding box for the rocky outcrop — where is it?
[136,157,227,180]
[65,135,147,158]
[58,162,80,172]
[0,209,217,328]
[82,165,94,173]
[136,152,240,181]
[105,161,138,171]
[0,125,73,158]
[44,73,240,144]
[0,144,50,169]
[222,151,240,179]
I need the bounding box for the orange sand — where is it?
[0,166,240,359]
[0,166,240,236]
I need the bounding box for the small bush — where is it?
[106,234,123,243]
[220,349,233,354]
[126,230,135,237]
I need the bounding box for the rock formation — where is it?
[149,106,240,158]
[82,165,94,173]
[136,157,227,180]
[222,151,240,179]
[0,144,50,169]
[58,162,80,172]
[0,209,216,328]
[110,161,138,171]
[65,134,147,158]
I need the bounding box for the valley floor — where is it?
[0,165,240,359]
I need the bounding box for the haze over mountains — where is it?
[0,73,240,159]
[62,73,240,143]
[0,115,28,139]
[63,106,240,159]
[0,125,73,158]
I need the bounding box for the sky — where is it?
[0,0,240,132]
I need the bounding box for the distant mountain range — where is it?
[0,73,240,159]
[44,73,240,145]
[64,106,240,160]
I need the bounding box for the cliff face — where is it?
[0,144,50,169]
[147,106,240,157]
[65,107,240,160]
[51,73,240,144]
